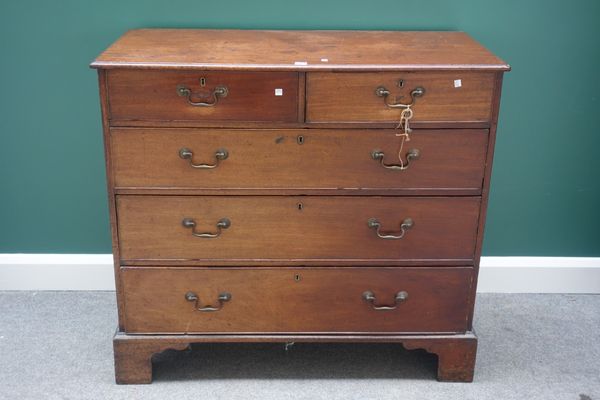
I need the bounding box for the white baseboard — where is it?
[0,254,115,291]
[0,254,599,293]
[477,257,600,293]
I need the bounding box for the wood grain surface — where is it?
[107,70,298,122]
[120,266,473,334]
[91,29,509,71]
[306,72,495,123]
[92,29,507,384]
[111,128,488,193]
[116,196,480,263]
[112,331,478,383]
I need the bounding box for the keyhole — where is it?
[397,79,404,88]
[297,135,304,145]
[200,77,206,87]
[294,274,302,282]
[297,202,303,211]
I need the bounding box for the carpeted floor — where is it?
[0,292,598,400]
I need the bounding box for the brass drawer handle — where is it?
[368,217,413,239]
[375,86,425,108]
[182,218,231,238]
[176,84,228,107]
[362,290,408,311]
[185,291,231,312]
[179,148,228,169]
[371,149,420,170]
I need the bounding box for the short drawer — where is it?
[116,196,480,264]
[107,70,299,123]
[306,72,495,123]
[121,266,474,334]
[111,128,488,194]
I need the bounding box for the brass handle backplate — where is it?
[179,147,228,169]
[177,84,228,107]
[368,217,413,239]
[362,290,408,310]
[182,218,231,238]
[371,148,420,170]
[375,86,425,108]
[185,291,231,312]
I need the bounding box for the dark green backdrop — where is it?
[1,0,599,255]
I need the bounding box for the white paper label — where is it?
[454,79,462,88]
[274,88,283,96]
[294,61,308,66]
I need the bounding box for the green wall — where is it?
[1,0,599,256]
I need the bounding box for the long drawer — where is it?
[116,196,480,264]
[121,266,474,334]
[306,72,495,123]
[107,70,299,123]
[111,128,488,193]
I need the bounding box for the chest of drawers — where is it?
[91,29,509,384]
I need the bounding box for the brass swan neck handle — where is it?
[375,86,425,108]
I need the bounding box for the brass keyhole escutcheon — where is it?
[397,79,404,88]
[200,77,206,87]
[297,135,304,145]
[294,274,302,282]
[297,202,303,211]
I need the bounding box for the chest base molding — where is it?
[113,330,477,384]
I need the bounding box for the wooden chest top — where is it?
[91,29,510,71]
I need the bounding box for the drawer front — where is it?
[306,72,495,123]
[107,70,299,123]
[121,267,473,333]
[112,128,488,193]
[117,196,480,263]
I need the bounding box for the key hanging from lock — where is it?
[393,106,414,168]
[396,106,413,141]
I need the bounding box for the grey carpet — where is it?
[0,292,598,400]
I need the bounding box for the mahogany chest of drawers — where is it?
[91,29,509,384]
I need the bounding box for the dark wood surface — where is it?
[307,72,495,123]
[111,128,488,192]
[467,72,505,329]
[97,70,127,330]
[113,334,190,384]
[93,29,507,384]
[402,334,477,382]
[113,331,477,383]
[116,196,480,263]
[108,120,491,129]
[107,70,299,123]
[91,29,509,71]
[121,266,473,334]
